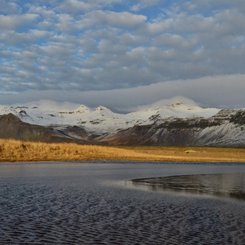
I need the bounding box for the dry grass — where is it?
[127,146,245,163]
[0,139,245,163]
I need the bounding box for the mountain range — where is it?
[0,97,244,147]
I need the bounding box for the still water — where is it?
[0,162,245,244]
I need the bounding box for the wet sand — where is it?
[0,162,244,244]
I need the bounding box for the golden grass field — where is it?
[0,139,245,163]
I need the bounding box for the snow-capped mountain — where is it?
[0,97,244,146]
[0,97,220,134]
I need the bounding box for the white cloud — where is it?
[0,14,38,30]
[79,10,147,29]
[57,0,123,14]
[131,0,160,11]
[59,0,93,13]
[1,75,245,110]
[0,0,245,106]
[0,29,50,45]
[0,0,21,14]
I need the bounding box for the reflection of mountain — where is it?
[132,173,245,201]
[0,98,245,146]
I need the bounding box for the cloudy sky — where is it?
[0,0,245,109]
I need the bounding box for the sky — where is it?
[0,0,245,109]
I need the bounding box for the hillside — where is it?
[0,97,244,147]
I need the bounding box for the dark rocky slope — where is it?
[0,109,245,147]
[0,114,89,144]
[99,110,245,147]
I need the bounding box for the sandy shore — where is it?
[0,139,245,163]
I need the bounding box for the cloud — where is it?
[0,1,21,15]
[184,0,245,11]
[0,29,50,46]
[131,0,160,11]
[58,0,94,13]
[79,10,147,29]
[57,0,123,14]
[0,0,244,106]
[1,75,245,111]
[0,13,39,30]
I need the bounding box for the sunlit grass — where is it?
[0,139,245,163]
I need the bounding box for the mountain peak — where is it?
[0,97,221,133]
[95,106,111,112]
[152,97,199,108]
[74,105,90,113]
[0,113,22,123]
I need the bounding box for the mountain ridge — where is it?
[0,97,244,147]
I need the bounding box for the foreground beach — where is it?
[0,139,245,163]
[0,162,244,244]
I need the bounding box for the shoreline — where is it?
[1,160,245,165]
[1,155,245,163]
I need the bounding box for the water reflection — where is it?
[132,173,245,200]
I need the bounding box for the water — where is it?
[0,162,245,244]
[131,173,245,200]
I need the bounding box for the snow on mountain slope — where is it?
[0,97,220,134]
[135,97,219,119]
[197,123,245,146]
